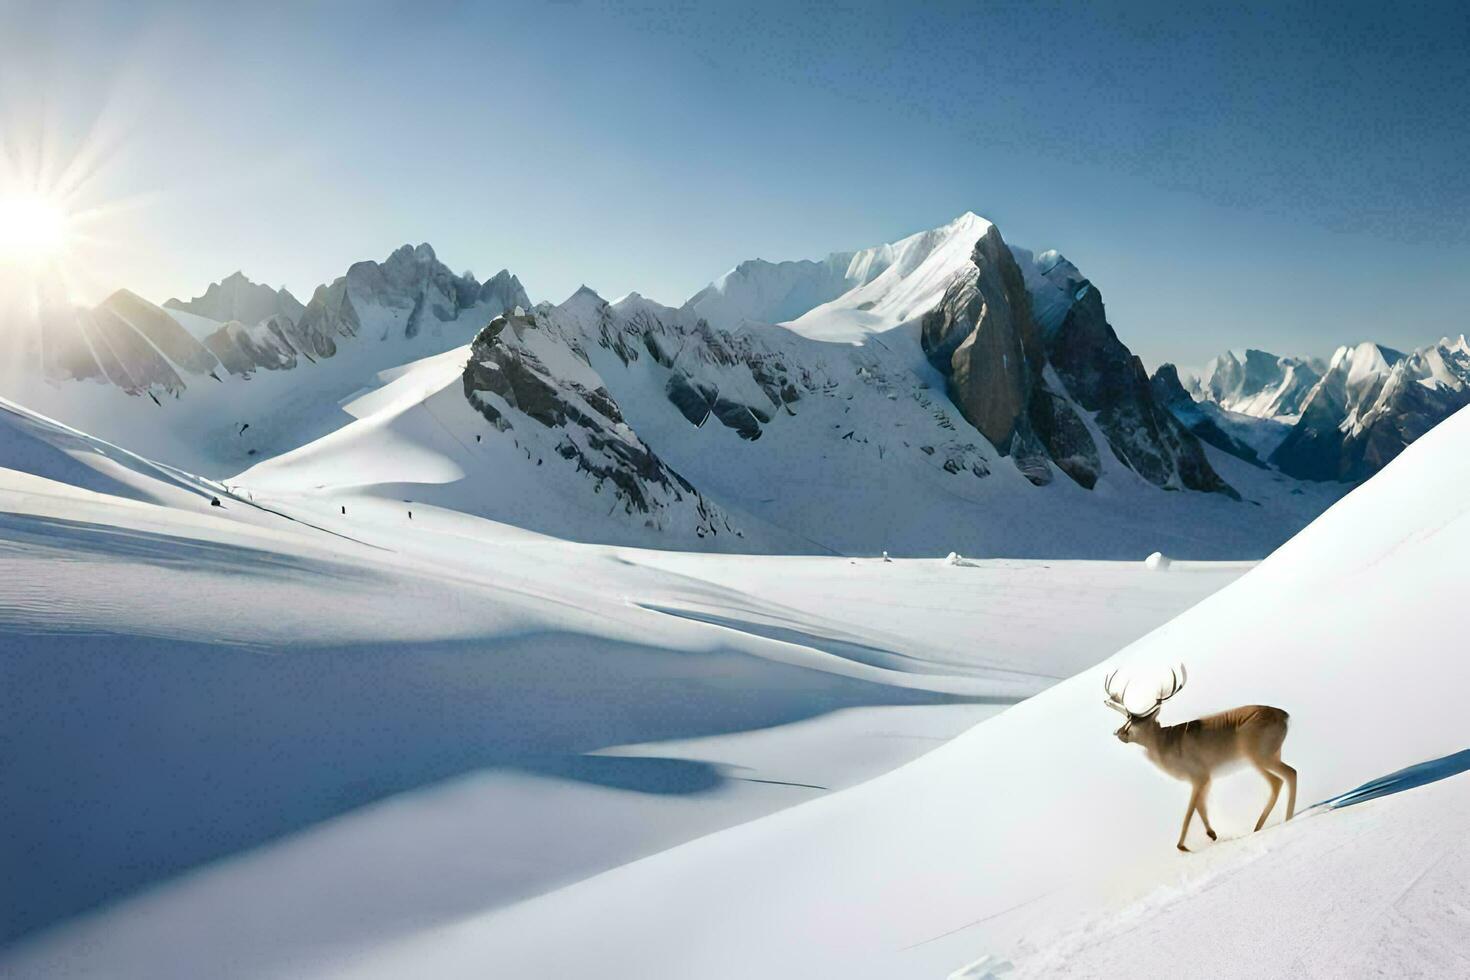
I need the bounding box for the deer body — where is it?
[1105,669,1296,852]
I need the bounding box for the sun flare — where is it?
[0,192,72,264]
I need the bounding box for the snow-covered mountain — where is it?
[683,252,860,329]
[165,271,305,327]
[226,214,1351,557]
[2,213,1348,556]
[1183,348,1324,421]
[697,212,1232,497]
[2,245,531,474]
[686,212,994,338]
[1173,337,1470,483]
[1270,336,1470,481]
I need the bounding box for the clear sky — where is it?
[1,0,1466,368]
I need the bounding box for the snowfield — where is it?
[0,396,1249,976]
[280,396,1468,980]
[4,387,1457,979]
[3,393,1469,978]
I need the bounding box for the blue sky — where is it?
[2,0,1466,367]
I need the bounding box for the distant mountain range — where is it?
[1157,336,1470,483]
[7,211,1448,556]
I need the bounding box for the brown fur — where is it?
[1108,679,1296,851]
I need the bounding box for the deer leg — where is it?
[1195,777,1217,841]
[1253,764,1283,832]
[1273,761,1298,821]
[1177,781,1203,852]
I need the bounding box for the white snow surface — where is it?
[0,395,1255,975]
[52,398,1460,980]
[782,212,992,342]
[686,212,994,342]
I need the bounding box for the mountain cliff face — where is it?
[462,304,738,541]
[919,226,1088,486]
[1150,363,1266,466]
[918,225,1234,495]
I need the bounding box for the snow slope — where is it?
[188,401,1470,980]
[686,212,993,341]
[0,398,1248,971]
[783,212,991,342]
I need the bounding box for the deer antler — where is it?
[1102,669,1132,715]
[1139,664,1187,717]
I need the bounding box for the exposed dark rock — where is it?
[666,374,717,427]
[1151,364,1264,467]
[1028,255,1235,497]
[461,310,732,534]
[1028,389,1100,489]
[710,398,763,440]
[921,224,1043,454]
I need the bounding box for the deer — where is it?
[1103,665,1296,852]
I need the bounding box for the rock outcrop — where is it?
[922,226,1233,496]
[463,308,735,537]
[1151,363,1264,466]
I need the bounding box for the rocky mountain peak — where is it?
[919,222,1234,496]
[164,271,305,328]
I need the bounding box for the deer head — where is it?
[1102,665,1186,745]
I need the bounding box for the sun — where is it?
[0,192,72,264]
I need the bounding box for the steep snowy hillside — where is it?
[782,212,993,342]
[203,400,1470,980]
[0,397,1250,970]
[1,246,530,475]
[684,252,860,329]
